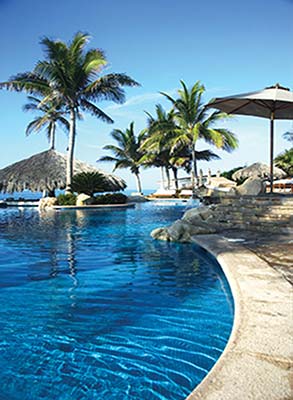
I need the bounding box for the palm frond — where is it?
[58,116,70,133]
[79,99,113,123]
[85,73,139,103]
[0,73,50,95]
[40,36,69,62]
[83,49,107,76]
[283,131,293,144]
[25,118,45,136]
[194,149,220,161]
[98,155,118,163]
[160,91,176,105]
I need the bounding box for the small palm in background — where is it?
[71,172,112,196]
[99,122,146,194]
[23,96,69,150]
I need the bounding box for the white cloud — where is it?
[105,92,161,112]
[105,88,177,113]
[80,143,107,150]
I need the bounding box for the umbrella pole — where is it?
[270,113,274,193]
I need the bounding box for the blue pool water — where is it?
[0,203,233,400]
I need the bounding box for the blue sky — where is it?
[0,0,292,190]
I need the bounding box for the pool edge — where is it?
[186,234,292,400]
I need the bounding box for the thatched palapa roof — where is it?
[0,149,126,193]
[232,162,287,181]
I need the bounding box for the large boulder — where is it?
[166,220,194,242]
[182,205,214,224]
[151,227,172,241]
[76,193,95,206]
[151,221,192,242]
[234,177,266,196]
[151,218,216,243]
[38,197,58,210]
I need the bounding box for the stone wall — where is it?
[151,195,293,242]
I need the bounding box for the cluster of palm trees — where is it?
[99,81,238,193]
[1,32,239,195]
[0,32,139,193]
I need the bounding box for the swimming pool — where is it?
[0,203,233,400]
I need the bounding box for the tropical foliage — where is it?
[274,148,293,176]
[93,193,127,204]
[0,32,139,192]
[221,166,245,181]
[71,172,113,196]
[141,104,219,189]
[141,105,180,189]
[158,81,238,188]
[23,96,69,150]
[99,122,146,194]
[57,193,77,206]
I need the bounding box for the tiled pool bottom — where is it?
[0,204,233,400]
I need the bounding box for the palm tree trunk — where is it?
[191,146,198,190]
[165,167,171,189]
[49,123,56,150]
[172,167,179,190]
[66,108,76,193]
[160,167,165,190]
[134,172,142,194]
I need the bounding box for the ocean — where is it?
[0,189,155,201]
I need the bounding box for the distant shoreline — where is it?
[0,189,155,201]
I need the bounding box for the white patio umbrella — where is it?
[206,83,293,192]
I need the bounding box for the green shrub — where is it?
[57,193,77,206]
[221,166,247,185]
[93,193,127,205]
[221,166,243,181]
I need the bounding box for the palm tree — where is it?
[0,32,139,192]
[99,122,145,194]
[160,81,238,189]
[141,104,220,189]
[141,105,178,189]
[71,172,111,196]
[23,96,69,150]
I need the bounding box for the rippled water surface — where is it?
[0,203,233,400]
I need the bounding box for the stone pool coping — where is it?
[186,234,292,400]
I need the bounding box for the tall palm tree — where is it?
[23,96,69,150]
[99,122,145,194]
[0,32,139,192]
[160,81,238,188]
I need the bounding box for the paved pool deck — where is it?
[187,231,293,400]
